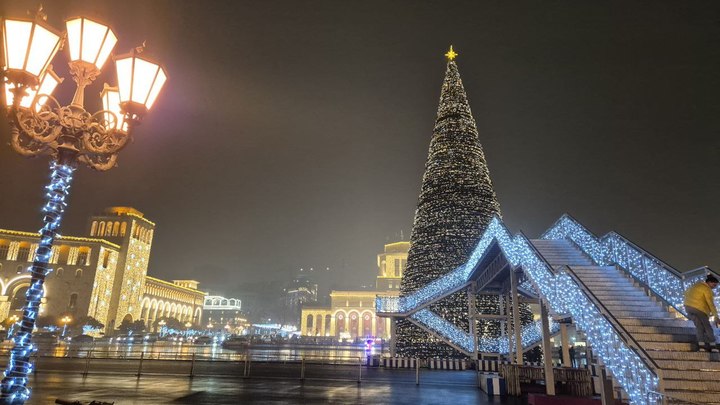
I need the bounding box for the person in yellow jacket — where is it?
[684,275,720,352]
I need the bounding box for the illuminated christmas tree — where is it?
[396,47,505,358]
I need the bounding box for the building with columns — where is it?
[0,207,206,333]
[300,241,408,340]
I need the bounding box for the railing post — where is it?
[300,357,305,381]
[476,359,481,388]
[244,352,251,377]
[357,357,362,384]
[136,351,144,378]
[83,350,92,377]
[189,352,196,378]
[415,358,420,385]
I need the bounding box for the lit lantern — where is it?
[65,17,118,70]
[1,16,62,86]
[100,84,127,133]
[114,47,167,118]
[3,66,62,110]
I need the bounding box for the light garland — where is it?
[542,214,718,315]
[378,215,661,404]
[0,160,75,402]
[478,318,559,354]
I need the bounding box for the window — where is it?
[0,244,8,260]
[306,314,313,328]
[69,293,78,309]
[16,265,23,274]
[112,222,120,236]
[77,252,88,266]
[17,247,30,262]
[105,222,112,236]
[75,269,83,278]
[90,221,97,236]
[98,222,106,236]
[120,222,127,237]
[56,268,64,277]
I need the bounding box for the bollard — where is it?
[357,357,362,384]
[300,357,305,381]
[189,353,196,378]
[83,350,93,377]
[415,358,420,385]
[136,351,144,378]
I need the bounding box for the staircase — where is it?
[532,239,720,404]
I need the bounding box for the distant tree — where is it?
[118,319,146,334]
[153,317,184,332]
[70,316,104,335]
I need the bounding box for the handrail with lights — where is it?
[542,214,720,316]
[0,7,167,404]
[477,318,560,354]
[376,215,661,404]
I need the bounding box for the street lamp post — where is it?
[158,320,167,337]
[60,316,71,337]
[0,8,167,404]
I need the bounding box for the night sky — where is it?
[0,1,718,299]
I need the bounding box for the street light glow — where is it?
[1,16,61,84]
[65,17,117,70]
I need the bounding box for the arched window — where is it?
[56,268,64,277]
[75,269,83,278]
[105,222,112,236]
[69,293,78,309]
[90,221,97,236]
[112,222,120,236]
[120,222,127,237]
[306,314,314,328]
[98,222,106,236]
[16,265,23,274]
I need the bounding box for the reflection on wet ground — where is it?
[28,372,528,405]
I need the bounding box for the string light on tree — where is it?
[395,46,532,359]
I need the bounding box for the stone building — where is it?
[300,241,408,340]
[0,207,205,333]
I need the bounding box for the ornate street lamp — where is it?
[0,8,167,404]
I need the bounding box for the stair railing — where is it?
[542,214,719,316]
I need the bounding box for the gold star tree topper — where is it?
[445,45,458,61]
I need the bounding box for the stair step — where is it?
[608,310,672,318]
[618,318,690,327]
[604,305,665,312]
[625,325,696,335]
[650,350,718,361]
[663,390,720,404]
[663,368,720,380]
[643,341,698,351]
[664,378,720,391]
[648,358,720,370]
[632,333,695,343]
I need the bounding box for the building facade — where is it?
[139,278,205,329]
[0,207,206,333]
[300,241,408,340]
[203,295,245,333]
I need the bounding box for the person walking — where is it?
[684,275,720,352]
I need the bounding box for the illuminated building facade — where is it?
[300,241,408,339]
[0,207,206,333]
[203,295,245,333]
[139,278,205,328]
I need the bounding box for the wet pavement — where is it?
[27,371,528,404]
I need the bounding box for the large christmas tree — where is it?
[396,48,504,358]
